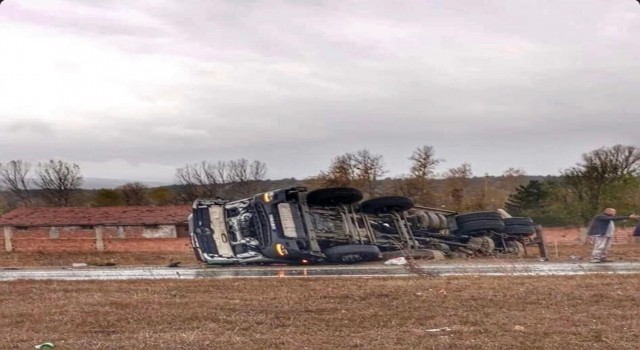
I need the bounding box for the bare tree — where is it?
[250,160,267,181]
[402,145,443,205]
[0,160,32,206]
[228,158,249,183]
[174,161,224,201]
[443,163,473,211]
[228,158,268,198]
[317,149,386,197]
[409,145,442,179]
[174,165,200,202]
[118,182,149,206]
[353,149,386,197]
[502,167,527,178]
[318,153,357,187]
[214,160,228,184]
[35,160,83,206]
[175,159,268,201]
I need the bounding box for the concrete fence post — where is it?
[95,226,104,252]
[49,227,60,239]
[4,226,14,252]
[578,227,588,244]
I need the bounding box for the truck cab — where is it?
[189,187,324,265]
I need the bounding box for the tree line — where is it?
[506,144,640,226]
[1,144,639,227]
[0,158,269,210]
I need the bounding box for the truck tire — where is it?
[360,196,414,215]
[457,219,505,234]
[324,244,382,264]
[467,236,495,255]
[306,187,363,207]
[503,217,534,226]
[505,240,525,257]
[503,224,535,236]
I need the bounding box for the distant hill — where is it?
[80,178,172,189]
[69,175,560,190]
[80,177,304,191]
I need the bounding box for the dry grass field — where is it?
[1,275,640,350]
[2,243,640,349]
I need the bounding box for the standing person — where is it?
[588,208,639,263]
[633,221,640,243]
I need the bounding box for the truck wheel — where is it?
[324,244,382,264]
[306,187,363,207]
[505,241,525,257]
[457,219,505,234]
[360,196,414,214]
[467,236,495,255]
[503,224,535,236]
[503,217,534,226]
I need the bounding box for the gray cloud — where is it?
[0,0,639,181]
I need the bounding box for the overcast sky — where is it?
[1,0,639,182]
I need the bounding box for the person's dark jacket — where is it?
[587,214,630,236]
[634,223,640,237]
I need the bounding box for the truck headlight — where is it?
[262,191,275,203]
[274,243,288,256]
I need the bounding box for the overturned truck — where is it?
[189,187,546,265]
[189,187,382,265]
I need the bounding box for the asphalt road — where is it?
[2,261,640,281]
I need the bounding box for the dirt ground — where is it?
[533,242,640,262]
[1,275,639,350]
[2,242,640,267]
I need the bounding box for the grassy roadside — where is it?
[0,251,199,267]
[2,243,640,267]
[1,275,639,349]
